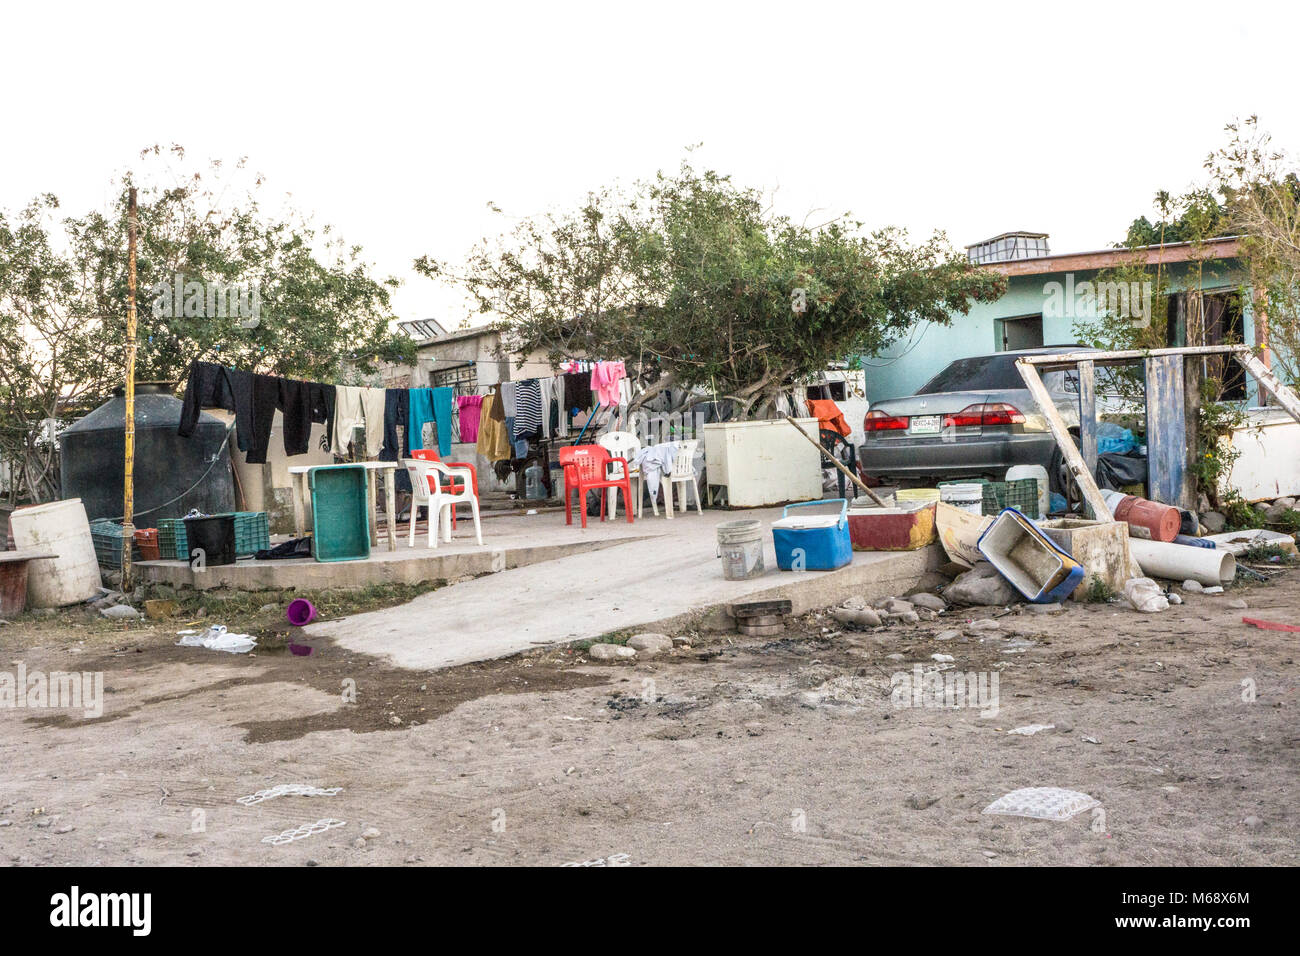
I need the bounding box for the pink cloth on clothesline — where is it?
[455,394,484,443]
[591,360,626,407]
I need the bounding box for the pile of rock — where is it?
[1201,495,1299,534]
[585,632,688,662]
[829,591,949,630]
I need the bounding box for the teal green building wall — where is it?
[860,258,1255,403]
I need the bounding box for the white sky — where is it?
[5,0,1298,329]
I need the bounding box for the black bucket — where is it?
[183,514,236,567]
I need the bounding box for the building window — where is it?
[430,365,478,391]
[998,315,1044,351]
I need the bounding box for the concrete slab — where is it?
[134,511,658,590]
[306,507,943,671]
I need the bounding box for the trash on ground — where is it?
[978,509,1084,603]
[1101,490,1182,542]
[1007,724,1055,736]
[1037,518,1132,601]
[261,818,347,845]
[1129,537,1236,587]
[934,501,991,568]
[177,625,256,654]
[238,784,343,806]
[561,852,631,867]
[1242,617,1300,632]
[982,787,1100,821]
[286,598,317,626]
[1123,577,1170,613]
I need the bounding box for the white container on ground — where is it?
[8,498,101,607]
[1005,464,1050,517]
[716,519,765,580]
[939,482,984,515]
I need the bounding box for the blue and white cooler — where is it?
[772,498,853,571]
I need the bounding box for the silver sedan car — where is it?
[857,346,1096,494]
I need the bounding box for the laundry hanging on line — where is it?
[177,360,455,462]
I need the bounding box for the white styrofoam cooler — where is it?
[703,418,822,508]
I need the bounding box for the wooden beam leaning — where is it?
[783,416,889,508]
[1015,359,1111,520]
[1237,351,1300,424]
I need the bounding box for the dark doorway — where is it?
[1165,290,1246,400]
[999,314,1044,351]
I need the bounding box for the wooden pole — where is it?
[1014,360,1111,520]
[122,187,138,591]
[783,416,889,508]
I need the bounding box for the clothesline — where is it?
[176,360,454,467]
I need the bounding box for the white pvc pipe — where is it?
[1128,539,1236,586]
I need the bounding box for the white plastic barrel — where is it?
[1006,465,1050,518]
[8,498,101,607]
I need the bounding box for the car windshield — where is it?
[915,355,1025,394]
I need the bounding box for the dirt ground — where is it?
[2,568,1298,866]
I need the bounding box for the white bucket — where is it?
[717,519,764,580]
[8,498,101,607]
[1006,465,1050,517]
[940,482,984,515]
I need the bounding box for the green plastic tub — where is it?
[309,465,371,562]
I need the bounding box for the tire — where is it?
[1048,432,1084,511]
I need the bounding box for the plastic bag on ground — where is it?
[176,624,257,654]
[983,787,1100,821]
[1123,577,1169,613]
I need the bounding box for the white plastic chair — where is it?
[662,439,702,519]
[402,458,482,549]
[597,430,643,518]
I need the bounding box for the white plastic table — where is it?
[288,462,399,552]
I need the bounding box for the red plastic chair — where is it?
[411,448,478,528]
[558,445,633,528]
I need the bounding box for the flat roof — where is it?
[979,236,1242,277]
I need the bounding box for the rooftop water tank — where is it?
[60,384,236,523]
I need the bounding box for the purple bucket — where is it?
[286,598,317,627]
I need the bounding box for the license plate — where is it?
[910,415,941,435]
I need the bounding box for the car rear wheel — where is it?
[1048,432,1084,512]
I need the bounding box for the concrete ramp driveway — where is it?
[306,507,940,671]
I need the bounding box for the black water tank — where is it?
[60,384,236,523]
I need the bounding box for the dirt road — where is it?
[2,572,1297,866]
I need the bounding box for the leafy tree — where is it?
[1208,115,1300,387]
[0,145,414,503]
[1121,188,1231,248]
[420,163,1005,415]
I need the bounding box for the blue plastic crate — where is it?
[772,498,852,571]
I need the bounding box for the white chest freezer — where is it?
[703,418,823,508]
